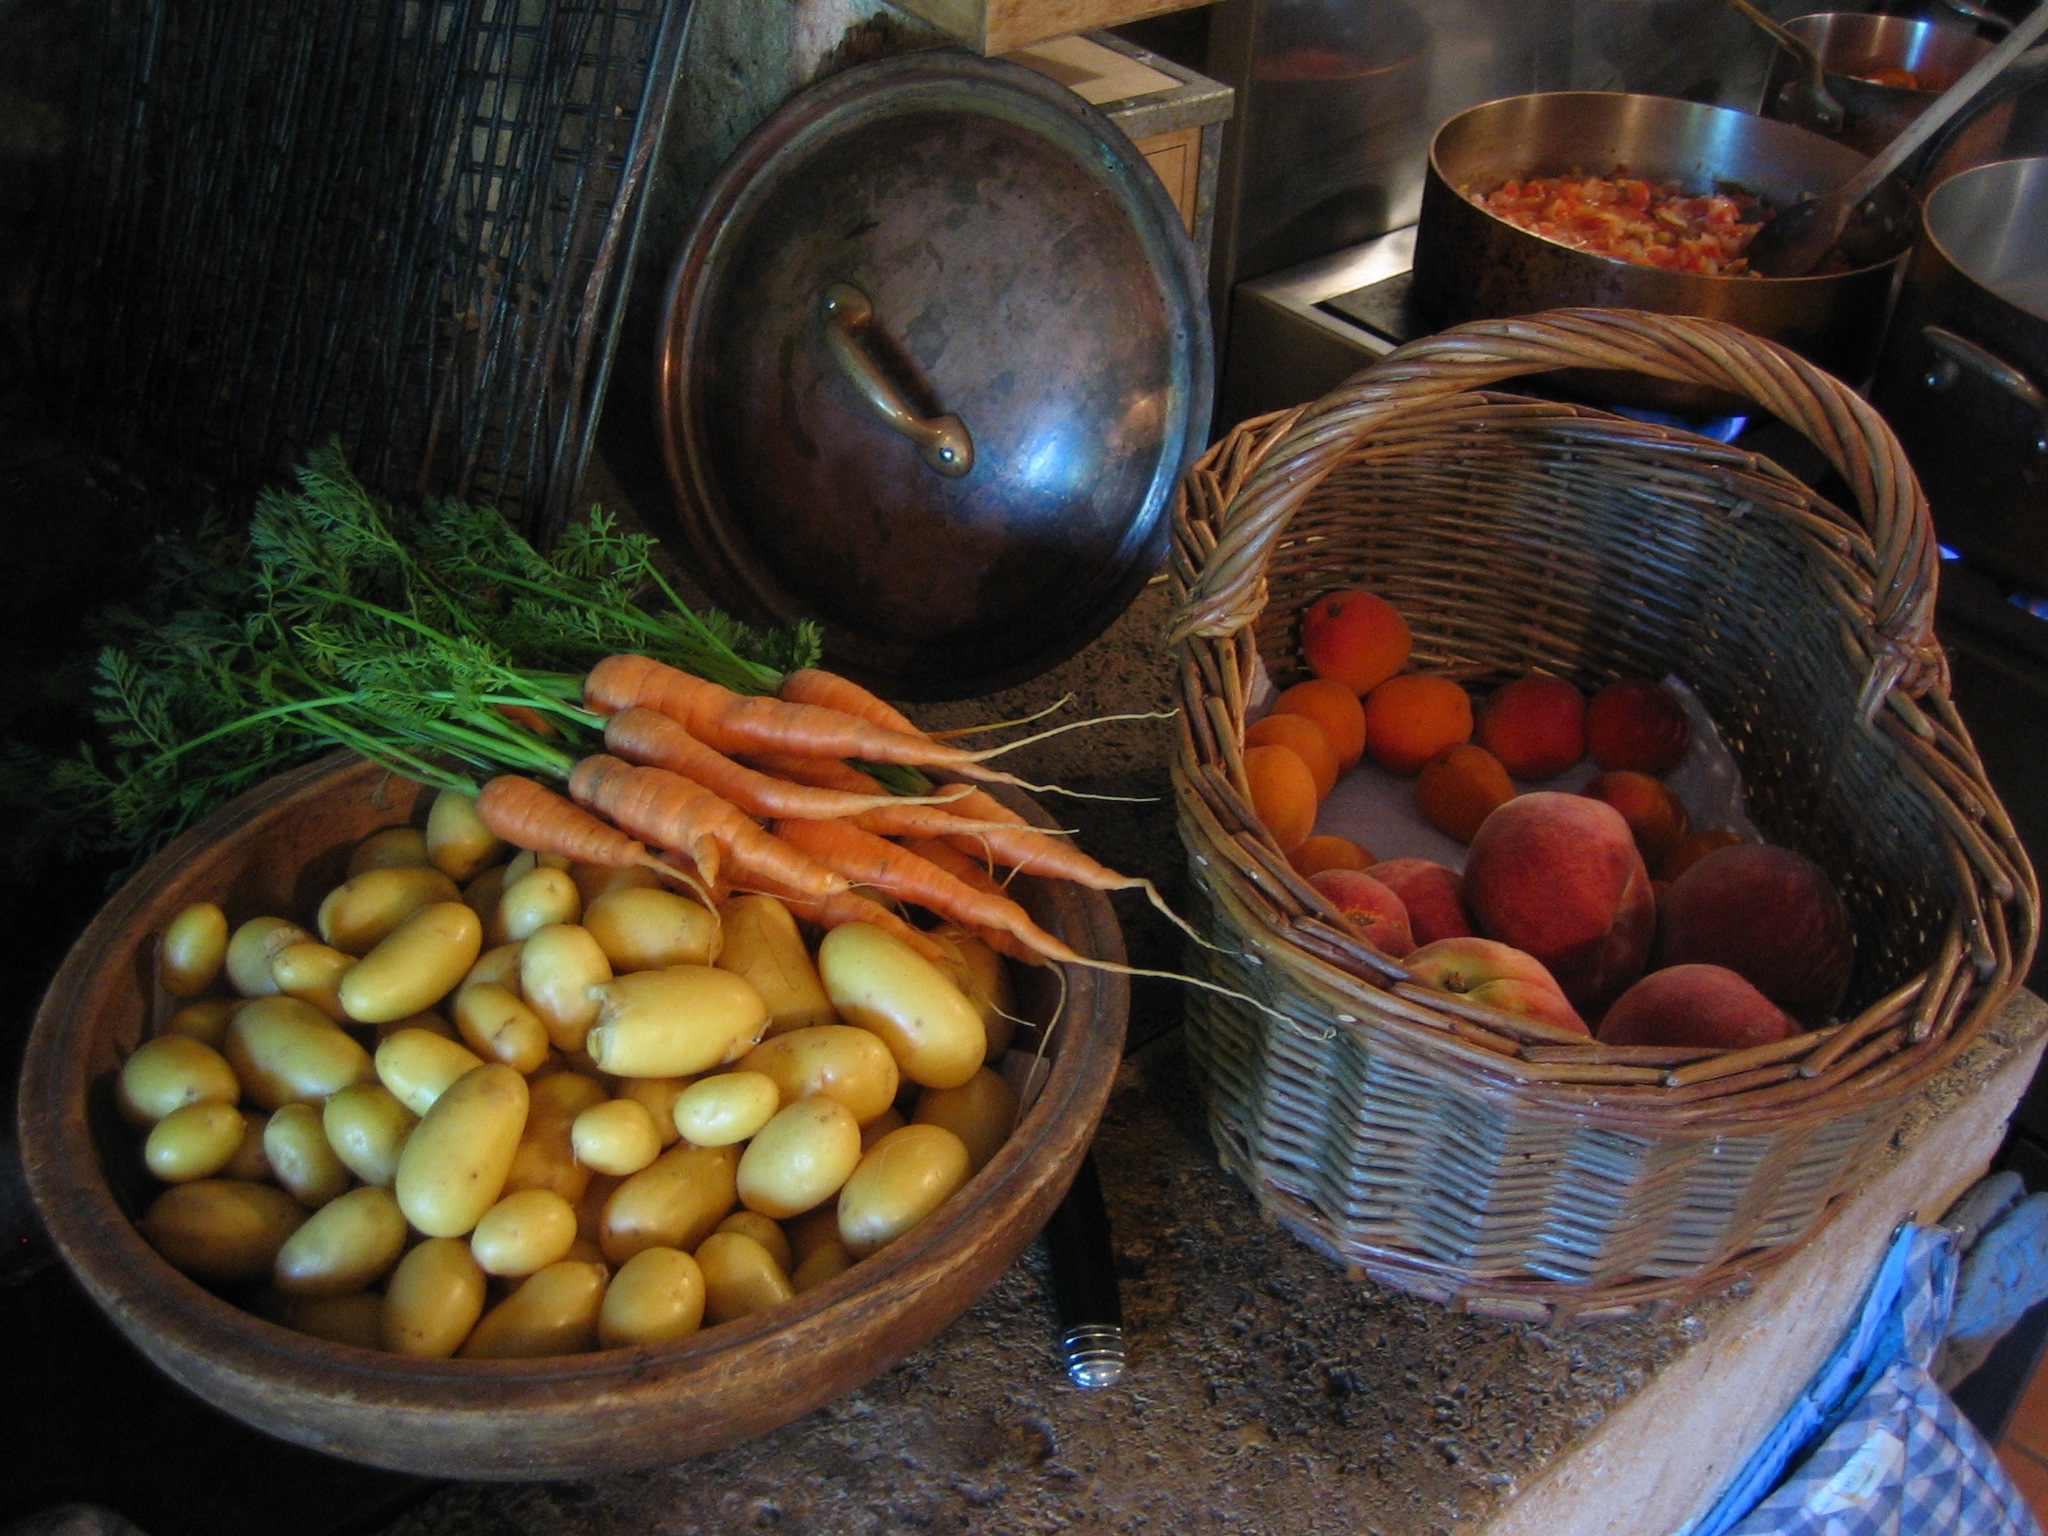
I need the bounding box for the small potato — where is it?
[382,1237,487,1358]
[226,995,374,1110]
[426,786,504,883]
[374,1008,456,1043]
[318,865,464,956]
[736,1025,899,1126]
[819,924,986,1090]
[340,901,483,1025]
[118,1034,240,1126]
[671,1071,780,1147]
[270,940,355,1021]
[499,866,581,943]
[159,902,229,1000]
[571,1099,663,1177]
[322,1083,417,1188]
[265,1289,385,1349]
[584,967,768,1079]
[783,1206,844,1269]
[791,1239,854,1294]
[144,1100,248,1183]
[374,1026,485,1117]
[836,1124,971,1258]
[139,1179,307,1284]
[929,929,1019,1061]
[571,860,661,907]
[911,1067,1018,1173]
[714,1209,792,1274]
[346,825,432,878]
[695,1231,794,1325]
[520,924,612,1053]
[598,1246,705,1348]
[583,887,721,972]
[460,941,525,995]
[465,864,512,941]
[614,1076,689,1149]
[225,916,315,997]
[274,1185,407,1298]
[715,894,837,1036]
[471,1187,580,1277]
[163,997,240,1048]
[263,1101,352,1207]
[502,1073,609,1205]
[459,1260,608,1359]
[600,1141,739,1265]
[501,848,572,884]
[860,1106,907,1150]
[452,981,551,1075]
[394,1063,530,1238]
[737,1098,862,1220]
[223,1109,274,1181]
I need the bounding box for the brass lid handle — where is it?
[821,282,974,478]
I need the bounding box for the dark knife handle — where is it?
[1043,1151,1124,1388]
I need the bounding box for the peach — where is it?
[1301,589,1411,696]
[1366,859,1475,946]
[1657,828,1746,883]
[1364,674,1474,775]
[1416,743,1514,844]
[1653,843,1853,1025]
[1246,712,1338,800]
[1272,678,1368,771]
[1597,964,1799,1051]
[1308,869,1414,958]
[1581,770,1690,864]
[1476,674,1586,780]
[1586,679,1691,775]
[1243,744,1319,852]
[1403,937,1587,1034]
[1463,792,1655,1014]
[1291,835,1374,879]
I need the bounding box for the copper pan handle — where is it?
[821,283,974,478]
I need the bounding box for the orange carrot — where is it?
[475,775,648,868]
[778,667,923,736]
[896,838,1041,964]
[719,865,946,961]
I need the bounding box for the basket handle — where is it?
[1171,309,1945,710]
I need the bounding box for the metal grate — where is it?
[31,0,694,545]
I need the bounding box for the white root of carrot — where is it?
[925,694,1076,740]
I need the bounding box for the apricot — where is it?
[1403,937,1586,1033]
[1581,771,1689,863]
[1597,964,1799,1051]
[1243,743,1319,852]
[1476,674,1586,781]
[1365,859,1474,946]
[1301,589,1411,696]
[1307,869,1414,958]
[1463,792,1655,1014]
[1271,678,1368,771]
[1653,843,1853,1025]
[1586,679,1690,775]
[1363,674,1474,776]
[1291,835,1373,879]
[1415,743,1514,844]
[1245,712,1338,800]
[1657,828,1745,883]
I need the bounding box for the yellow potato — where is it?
[471,1187,580,1277]
[715,894,837,1036]
[695,1230,794,1325]
[929,929,1019,1061]
[382,1236,488,1358]
[459,1260,608,1359]
[270,940,355,1021]
[836,1124,971,1258]
[571,860,661,907]
[818,923,986,1090]
[373,1008,456,1043]
[737,1098,862,1220]
[791,1239,855,1294]
[339,901,483,1025]
[460,941,526,995]
[713,1209,793,1274]
[394,1062,530,1238]
[265,1289,385,1349]
[139,1179,308,1285]
[224,916,315,997]
[583,887,721,972]
[425,786,504,882]
[316,865,462,956]
[322,1082,417,1188]
[599,1141,738,1265]
[783,1206,844,1268]
[502,848,572,884]
[225,995,375,1109]
[571,1099,662,1178]
[159,901,229,999]
[162,997,240,1048]
[584,966,768,1079]
[736,1025,899,1126]
[223,1109,274,1181]
[346,825,432,878]
[859,1106,907,1150]
[614,1076,689,1149]
[598,1246,706,1348]
[911,1067,1018,1174]
[501,1073,608,1205]
[499,866,581,944]
[274,1185,407,1298]
[519,923,612,1052]
[118,1034,241,1126]
[144,1100,248,1183]
[263,1101,352,1207]
[373,1026,485,1117]
[452,981,551,1075]
[670,1071,780,1148]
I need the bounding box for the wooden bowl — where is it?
[16,752,1127,1478]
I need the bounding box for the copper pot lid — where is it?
[655,50,1212,700]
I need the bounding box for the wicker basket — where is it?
[1166,309,2038,1324]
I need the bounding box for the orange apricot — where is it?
[1415,744,1515,844]
[1290,835,1374,879]
[1245,713,1338,800]
[1301,589,1412,696]
[1363,673,1474,776]
[1270,678,1368,771]
[1243,744,1319,852]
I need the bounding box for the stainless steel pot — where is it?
[1872,156,2048,592]
[1760,13,1995,156]
[1412,93,1918,413]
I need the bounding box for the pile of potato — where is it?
[118,787,1024,1359]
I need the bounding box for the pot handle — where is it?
[1170,308,1943,710]
[1922,326,2048,458]
[821,283,974,478]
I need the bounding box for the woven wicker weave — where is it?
[1167,309,2038,1323]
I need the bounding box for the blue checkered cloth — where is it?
[1686,1223,2042,1536]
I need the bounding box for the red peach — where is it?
[1476,674,1587,780]
[1586,679,1691,775]
[1403,937,1587,1033]
[1463,792,1656,1015]
[1653,843,1853,1025]
[1597,964,1800,1050]
[1308,868,1415,958]
[1657,828,1746,883]
[1581,770,1690,863]
[1365,859,1475,946]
